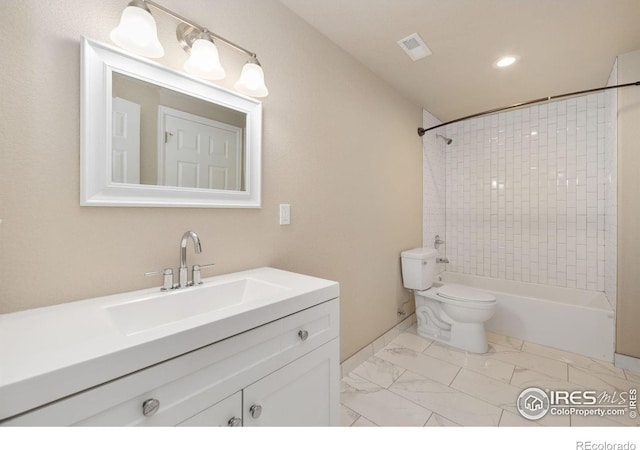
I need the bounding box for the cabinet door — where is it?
[178,391,242,427]
[243,339,339,427]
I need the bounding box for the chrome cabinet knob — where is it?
[250,404,262,419]
[298,330,309,341]
[142,398,160,417]
[227,417,242,427]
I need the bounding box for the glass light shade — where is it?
[110,5,164,58]
[184,39,226,80]
[234,62,269,98]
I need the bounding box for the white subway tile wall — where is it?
[422,110,446,275]
[604,60,618,310]
[422,84,616,293]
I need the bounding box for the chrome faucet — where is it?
[145,230,215,291]
[179,230,202,288]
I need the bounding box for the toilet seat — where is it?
[436,284,496,303]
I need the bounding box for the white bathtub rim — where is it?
[437,271,612,313]
[431,271,614,362]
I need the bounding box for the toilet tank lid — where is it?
[401,247,438,260]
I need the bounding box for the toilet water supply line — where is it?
[417,80,640,136]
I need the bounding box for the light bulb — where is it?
[234,61,269,98]
[110,4,164,58]
[184,37,225,80]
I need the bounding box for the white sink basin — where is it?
[105,277,291,335]
[0,267,339,421]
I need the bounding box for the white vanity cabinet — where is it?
[179,341,338,427]
[2,298,340,426]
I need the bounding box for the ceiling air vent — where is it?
[397,32,432,61]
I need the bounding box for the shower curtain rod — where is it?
[417,80,640,136]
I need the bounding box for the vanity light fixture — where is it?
[111,0,269,97]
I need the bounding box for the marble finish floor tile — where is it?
[487,331,523,350]
[425,413,460,427]
[341,373,432,426]
[570,415,624,427]
[351,355,405,389]
[489,346,568,380]
[389,331,433,352]
[341,328,639,427]
[389,371,503,426]
[498,410,540,427]
[352,416,378,426]
[341,405,360,426]
[569,365,638,392]
[450,368,521,411]
[510,366,585,390]
[624,369,640,383]
[376,344,461,385]
[423,342,515,383]
[522,341,625,378]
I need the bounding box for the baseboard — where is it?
[614,352,640,372]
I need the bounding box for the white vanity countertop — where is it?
[0,267,339,420]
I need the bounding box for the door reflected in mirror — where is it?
[111,72,247,191]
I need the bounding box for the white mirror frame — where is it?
[80,36,262,208]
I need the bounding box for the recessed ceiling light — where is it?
[494,55,519,68]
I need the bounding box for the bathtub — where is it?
[435,272,615,362]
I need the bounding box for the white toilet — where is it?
[401,247,497,353]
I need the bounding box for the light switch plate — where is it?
[279,204,291,225]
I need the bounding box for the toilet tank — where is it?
[401,247,438,290]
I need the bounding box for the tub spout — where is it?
[436,257,450,264]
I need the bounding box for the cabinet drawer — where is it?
[280,296,338,359]
[178,391,242,427]
[4,299,338,426]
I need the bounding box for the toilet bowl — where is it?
[401,248,496,353]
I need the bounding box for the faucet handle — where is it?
[192,263,215,285]
[144,268,174,291]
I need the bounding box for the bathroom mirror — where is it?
[81,37,262,207]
